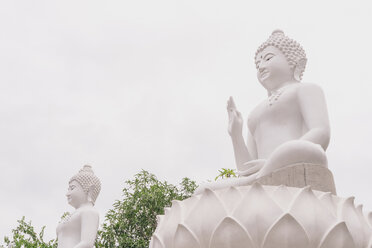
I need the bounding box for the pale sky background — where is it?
[1,0,372,241]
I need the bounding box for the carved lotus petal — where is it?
[368,212,372,228]
[368,236,372,248]
[262,213,309,248]
[218,186,242,214]
[356,204,372,247]
[233,183,282,245]
[156,215,164,227]
[319,192,337,218]
[164,207,171,215]
[340,197,364,248]
[318,221,355,248]
[173,224,200,248]
[181,195,200,219]
[150,184,372,248]
[270,185,293,211]
[209,216,256,248]
[157,200,183,247]
[289,186,336,246]
[150,234,165,248]
[184,188,227,247]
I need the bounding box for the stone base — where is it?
[150,184,371,248]
[251,163,337,195]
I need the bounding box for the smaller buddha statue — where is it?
[56,165,101,248]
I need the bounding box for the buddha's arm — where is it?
[74,210,99,248]
[246,127,258,159]
[298,83,330,150]
[234,128,262,175]
[227,97,254,170]
[231,132,253,171]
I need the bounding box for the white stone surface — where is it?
[227,30,330,183]
[195,163,336,195]
[56,165,101,248]
[150,29,369,248]
[254,163,336,194]
[150,184,372,248]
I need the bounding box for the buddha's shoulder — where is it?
[296,82,324,91]
[295,83,326,99]
[76,207,99,217]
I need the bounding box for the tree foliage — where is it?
[215,168,237,181]
[1,171,197,248]
[95,170,197,248]
[2,217,57,248]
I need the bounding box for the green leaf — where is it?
[95,170,197,248]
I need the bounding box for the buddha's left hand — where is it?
[237,159,266,176]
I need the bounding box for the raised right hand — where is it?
[227,96,243,137]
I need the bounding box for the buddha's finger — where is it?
[229,96,237,109]
[226,102,231,111]
[243,160,258,169]
[227,107,236,119]
[227,110,234,121]
[239,165,260,176]
[232,110,242,121]
[227,96,236,110]
[226,101,232,112]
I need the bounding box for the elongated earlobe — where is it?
[87,185,96,204]
[294,58,307,81]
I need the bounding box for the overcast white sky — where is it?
[1,0,372,241]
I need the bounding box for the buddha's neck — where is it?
[268,80,299,96]
[76,202,94,209]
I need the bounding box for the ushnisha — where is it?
[196,30,330,193]
[56,165,101,248]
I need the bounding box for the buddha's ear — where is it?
[87,185,96,204]
[294,58,307,81]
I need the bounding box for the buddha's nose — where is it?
[259,66,266,73]
[258,62,266,72]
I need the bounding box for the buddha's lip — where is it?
[260,70,269,78]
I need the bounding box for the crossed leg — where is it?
[255,139,327,178]
[194,140,327,195]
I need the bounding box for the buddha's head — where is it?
[254,30,307,91]
[67,165,101,208]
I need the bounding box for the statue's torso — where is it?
[248,83,307,158]
[56,211,82,248]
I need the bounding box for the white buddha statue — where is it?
[196,30,331,193]
[56,165,101,248]
[228,29,330,179]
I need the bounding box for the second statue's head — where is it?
[66,165,101,209]
[254,30,307,91]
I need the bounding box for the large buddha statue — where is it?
[56,165,101,248]
[150,31,372,248]
[228,29,330,179]
[195,30,332,193]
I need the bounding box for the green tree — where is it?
[215,168,237,181]
[96,170,197,248]
[2,216,57,248]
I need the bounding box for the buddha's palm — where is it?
[238,159,266,176]
[227,97,243,137]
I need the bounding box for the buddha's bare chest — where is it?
[56,213,82,244]
[248,88,302,134]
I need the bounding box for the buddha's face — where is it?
[255,46,294,91]
[66,180,88,209]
